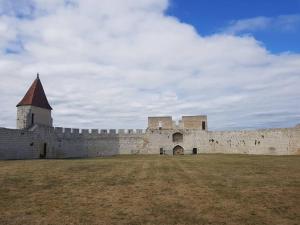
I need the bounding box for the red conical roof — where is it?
[16,74,52,110]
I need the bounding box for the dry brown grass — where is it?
[0,154,299,225]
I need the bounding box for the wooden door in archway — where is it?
[173,145,184,155]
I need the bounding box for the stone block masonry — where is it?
[0,128,42,159]
[1,123,299,160]
[0,126,147,159]
[143,126,300,156]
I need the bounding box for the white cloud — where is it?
[0,0,299,130]
[223,14,300,34]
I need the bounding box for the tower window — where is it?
[202,121,206,130]
[31,113,35,125]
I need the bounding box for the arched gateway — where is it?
[173,145,184,155]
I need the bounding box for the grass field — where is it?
[0,155,299,225]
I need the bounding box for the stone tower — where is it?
[16,74,53,129]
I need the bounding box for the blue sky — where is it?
[0,0,299,130]
[167,0,300,53]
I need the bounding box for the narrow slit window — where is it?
[31,113,35,125]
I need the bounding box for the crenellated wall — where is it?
[0,125,299,160]
[47,127,146,158]
[0,126,148,159]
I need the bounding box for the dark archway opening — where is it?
[193,148,198,155]
[40,143,47,159]
[173,145,184,155]
[160,148,164,155]
[172,132,183,142]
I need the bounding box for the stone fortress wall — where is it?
[0,117,299,160]
[1,76,299,160]
[0,126,146,159]
[145,126,300,156]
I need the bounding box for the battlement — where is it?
[53,127,146,135]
